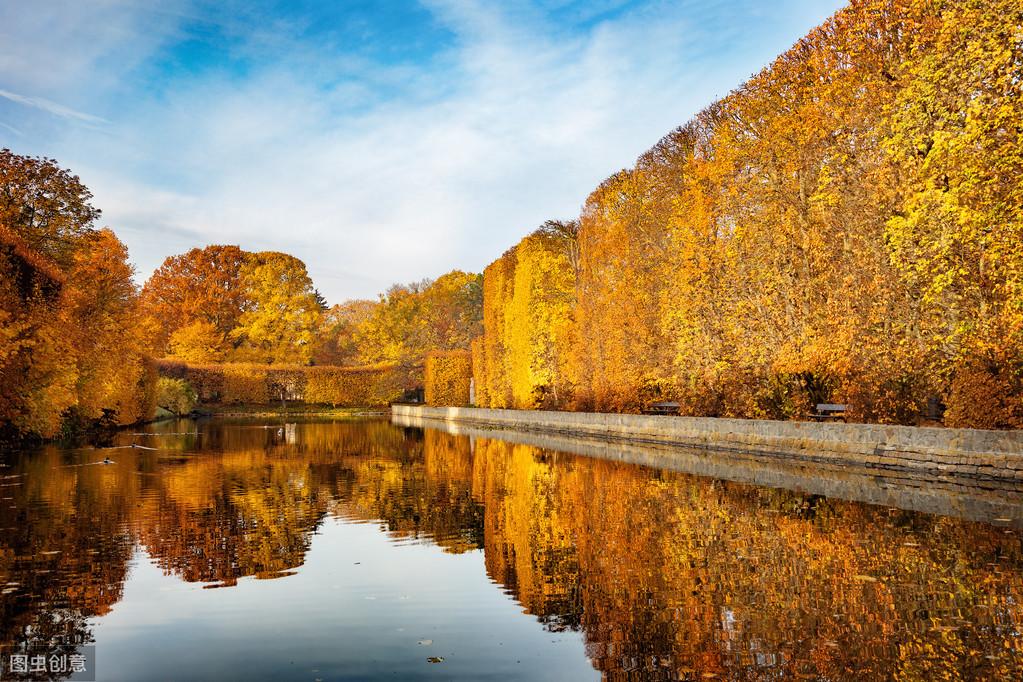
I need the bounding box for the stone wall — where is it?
[390,405,1023,484]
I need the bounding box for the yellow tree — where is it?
[504,222,578,408]
[63,228,156,425]
[312,299,378,366]
[356,271,482,367]
[229,252,322,365]
[574,167,673,411]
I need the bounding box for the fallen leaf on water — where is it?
[427,657,444,663]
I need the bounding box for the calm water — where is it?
[1,418,1022,681]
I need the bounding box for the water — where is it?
[1,417,1022,680]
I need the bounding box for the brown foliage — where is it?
[945,358,1023,430]
[141,245,248,353]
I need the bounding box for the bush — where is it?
[156,377,197,416]
[153,360,418,407]
[470,337,487,407]
[424,350,472,406]
[945,359,1023,429]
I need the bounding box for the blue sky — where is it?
[0,0,845,303]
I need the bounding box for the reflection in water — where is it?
[0,418,1021,680]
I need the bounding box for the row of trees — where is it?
[142,247,483,369]
[0,145,483,438]
[4,0,1019,434]
[471,0,1023,428]
[142,246,323,365]
[0,150,156,440]
[312,271,482,368]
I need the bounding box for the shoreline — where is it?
[192,405,389,419]
[391,405,1023,485]
[392,410,1023,529]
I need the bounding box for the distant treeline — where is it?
[473,0,1022,428]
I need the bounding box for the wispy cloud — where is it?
[0,0,844,303]
[0,89,108,124]
[0,120,22,136]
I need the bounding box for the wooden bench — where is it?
[642,401,680,416]
[811,403,848,421]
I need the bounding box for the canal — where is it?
[1,417,1021,680]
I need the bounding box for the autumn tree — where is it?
[168,320,228,363]
[0,150,156,438]
[357,271,483,367]
[0,226,73,439]
[312,299,377,366]
[62,228,156,426]
[141,245,248,354]
[0,148,101,266]
[229,251,322,365]
[475,222,577,409]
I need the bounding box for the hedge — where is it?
[424,350,472,407]
[155,360,419,407]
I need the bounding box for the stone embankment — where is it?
[391,405,1023,484]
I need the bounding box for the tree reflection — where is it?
[1,420,1021,679]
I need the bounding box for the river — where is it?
[1,417,1021,680]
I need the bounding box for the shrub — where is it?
[156,377,197,416]
[153,360,417,407]
[424,350,472,406]
[945,360,1023,429]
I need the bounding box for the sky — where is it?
[0,0,845,304]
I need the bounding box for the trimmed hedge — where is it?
[155,360,419,407]
[424,350,472,407]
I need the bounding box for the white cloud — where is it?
[0,89,108,124]
[1,0,844,303]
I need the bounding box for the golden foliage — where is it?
[229,251,322,365]
[469,0,1023,427]
[304,364,413,407]
[354,270,482,367]
[470,336,488,407]
[0,176,156,440]
[424,350,472,406]
[156,377,197,416]
[475,224,577,410]
[140,245,248,354]
[156,360,416,407]
[168,320,228,363]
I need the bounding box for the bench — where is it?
[642,401,680,416]
[811,403,848,421]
